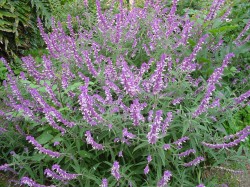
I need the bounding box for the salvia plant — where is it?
[0,0,250,186]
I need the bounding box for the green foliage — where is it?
[0,0,67,60]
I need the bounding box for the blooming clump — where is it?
[0,0,250,186]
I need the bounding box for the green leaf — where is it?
[36,132,54,144]
[78,150,93,159]
[65,82,83,93]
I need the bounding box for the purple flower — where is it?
[122,128,136,144]
[162,112,173,135]
[100,178,108,187]
[26,136,60,158]
[180,34,209,72]
[205,0,226,21]
[203,126,250,149]
[79,85,103,125]
[44,169,65,181]
[119,57,140,96]
[234,19,250,45]
[85,131,104,150]
[118,151,123,157]
[0,164,11,171]
[183,156,204,167]
[147,110,163,144]
[0,57,14,74]
[196,184,206,187]
[193,53,235,117]
[157,170,172,187]
[53,142,60,146]
[129,99,147,126]
[147,155,152,163]
[178,149,196,158]
[51,164,78,180]
[163,144,171,150]
[20,177,55,187]
[173,136,189,146]
[144,164,150,175]
[234,90,250,104]
[111,161,121,181]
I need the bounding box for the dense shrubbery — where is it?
[0,0,250,186]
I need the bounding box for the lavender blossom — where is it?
[173,136,189,146]
[178,149,196,158]
[111,161,121,181]
[180,34,209,72]
[120,57,140,96]
[0,57,14,74]
[129,99,147,126]
[147,110,163,144]
[203,126,250,149]
[163,144,171,150]
[78,85,103,125]
[118,151,123,157]
[52,164,78,180]
[44,83,61,107]
[183,156,204,167]
[85,131,104,150]
[144,165,150,175]
[44,169,65,181]
[122,128,136,143]
[0,127,7,134]
[234,19,250,45]
[100,178,108,187]
[196,184,206,187]
[234,90,250,104]
[162,112,173,135]
[26,136,60,158]
[193,53,235,117]
[157,170,172,187]
[20,177,55,187]
[205,0,226,21]
[0,163,11,171]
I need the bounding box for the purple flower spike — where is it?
[52,164,78,180]
[20,176,55,187]
[0,164,11,171]
[147,110,163,144]
[183,156,204,167]
[144,164,150,175]
[26,136,61,158]
[178,149,196,158]
[163,144,171,150]
[85,131,104,150]
[100,178,108,187]
[147,155,152,163]
[157,170,172,187]
[173,136,189,146]
[111,161,121,181]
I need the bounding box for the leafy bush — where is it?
[0,0,250,186]
[0,0,66,60]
